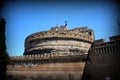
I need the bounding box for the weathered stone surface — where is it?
[83,35,120,80]
[7,25,94,80]
[7,62,85,80]
[24,26,94,55]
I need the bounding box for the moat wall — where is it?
[7,62,85,80]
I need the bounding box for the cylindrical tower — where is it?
[24,25,94,56]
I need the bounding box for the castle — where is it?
[7,23,120,80]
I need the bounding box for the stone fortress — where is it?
[7,22,120,80]
[24,24,94,56]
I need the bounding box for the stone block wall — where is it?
[83,35,120,80]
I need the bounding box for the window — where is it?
[83,36,85,38]
[59,33,66,35]
[75,34,77,36]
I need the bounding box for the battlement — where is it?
[94,39,106,45]
[93,35,120,55]
[94,35,120,47]
[10,53,87,65]
[110,35,120,42]
[11,49,87,60]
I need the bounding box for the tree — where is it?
[0,18,10,80]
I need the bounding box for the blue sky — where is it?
[1,0,119,56]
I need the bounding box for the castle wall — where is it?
[26,39,91,53]
[7,62,85,71]
[7,62,85,80]
[83,35,120,80]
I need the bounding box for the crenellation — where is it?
[10,52,87,62]
[95,44,120,54]
[110,35,120,41]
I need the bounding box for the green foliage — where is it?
[0,18,10,80]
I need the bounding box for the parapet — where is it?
[110,35,120,42]
[10,53,87,61]
[25,25,94,44]
[94,39,106,45]
[93,35,120,47]
[50,25,67,31]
